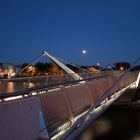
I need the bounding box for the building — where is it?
[0,62,17,78]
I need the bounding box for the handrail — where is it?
[0,71,123,100]
[60,57,140,139]
[0,71,122,95]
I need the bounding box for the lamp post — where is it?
[97,62,100,71]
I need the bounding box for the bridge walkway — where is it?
[0,71,139,140]
[38,71,139,139]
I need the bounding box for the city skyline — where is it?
[0,0,140,66]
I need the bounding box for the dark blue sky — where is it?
[0,0,140,66]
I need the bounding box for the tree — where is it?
[35,62,52,75]
[35,62,46,74]
[20,63,29,76]
[48,64,63,75]
[21,63,29,69]
[114,62,130,70]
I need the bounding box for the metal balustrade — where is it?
[39,89,71,137]
[38,71,139,138]
[0,71,122,93]
[0,71,139,139]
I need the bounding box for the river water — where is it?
[78,107,140,140]
[0,81,41,93]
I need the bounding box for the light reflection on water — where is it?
[78,108,140,140]
[5,82,15,93]
[0,81,41,93]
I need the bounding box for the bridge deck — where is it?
[0,71,139,140]
[39,71,138,139]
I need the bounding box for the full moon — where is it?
[82,49,86,54]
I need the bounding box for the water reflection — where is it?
[0,81,40,93]
[22,82,36,89]
[78,108,140,140]
[5,82,15,93]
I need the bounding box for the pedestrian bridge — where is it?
[0,71,140,140]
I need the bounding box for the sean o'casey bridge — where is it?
[0,51,140,140]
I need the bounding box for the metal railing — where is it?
[0,71,121,93]
[0,71,138,138]
[38,71,138,138]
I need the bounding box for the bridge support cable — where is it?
[13,53,45,78]
[1,53,45,93]
[94,57,140,108]
[56,57,89,73]
[60,57,140,140]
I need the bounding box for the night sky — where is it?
[0,0,140,67]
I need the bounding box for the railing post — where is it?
[61,87,74,123]
[28,77,31,86]
[46,76,49,85]
[2,79,6,93]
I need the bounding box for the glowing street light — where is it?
[120,66,124,70]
